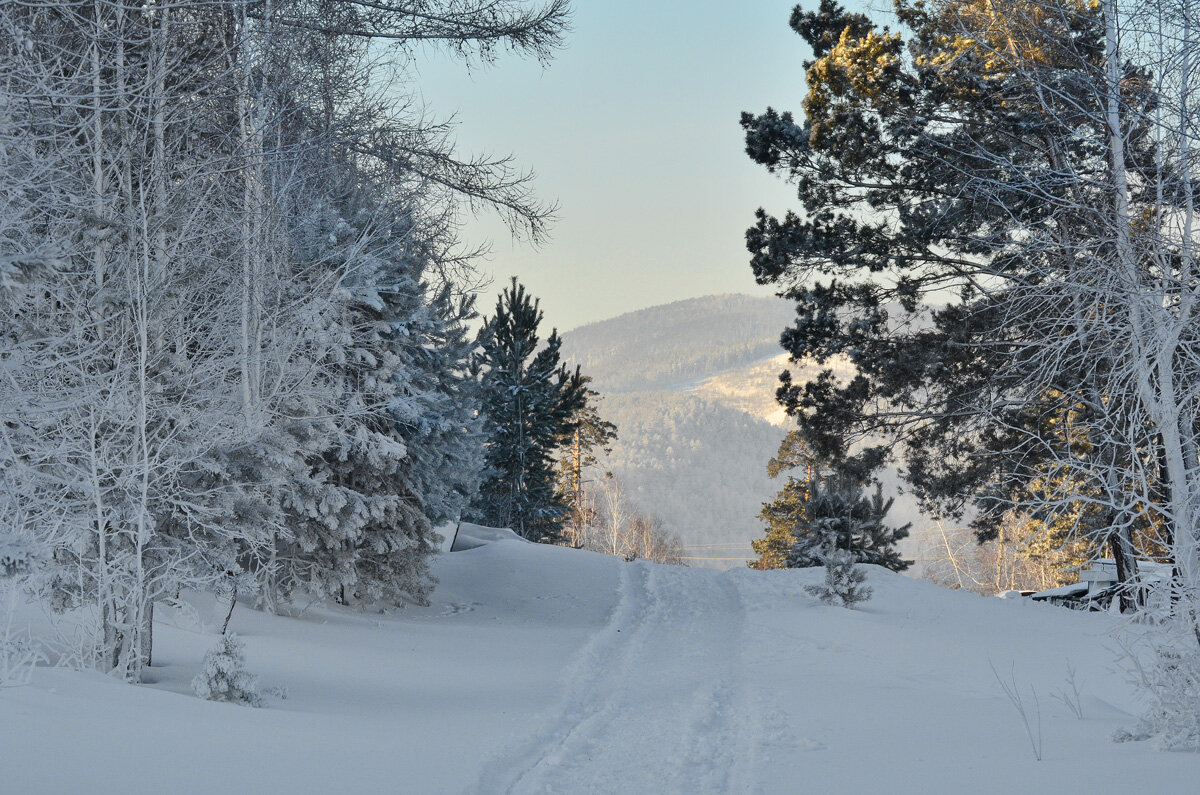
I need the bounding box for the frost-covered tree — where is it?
[806,549,872,608]
[273,178,484,606]
[193,634,264,707]
[272,190,430,605]
[394,286,486,531]
[471,279,585,541]
[0,0,568,680]
[568,473,685,564]
[786,477,911,572]
[0,1,293,678]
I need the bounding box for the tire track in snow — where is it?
[478,562,756,794]
[478,561,653,793]
[670,572,754,794]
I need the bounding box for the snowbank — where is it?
[447,522,528,552]
[3,547,1198,792]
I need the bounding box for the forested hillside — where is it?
[592,393,785,563]
[563,295,924,568]
[561,296,797,566]
[560,295,794,394]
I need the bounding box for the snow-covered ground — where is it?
[4,538,1199,793]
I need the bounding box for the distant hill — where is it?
[562,294,926,570]
[562,295,794,567]
[561,294,795,395]
[589,392,785,564]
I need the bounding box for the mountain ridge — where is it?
[560,293,794,396]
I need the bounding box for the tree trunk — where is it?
[1110,524,1140,613]
[222,587,238,635]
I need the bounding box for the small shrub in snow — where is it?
[193,634,264,707]
[2,578,43,689]
[991,661,1043,761]
[0,535,35,579]
[1,636,43,689]
[1051,660,1084,720]
[805,550,872,608]
[1116,645,1200,750]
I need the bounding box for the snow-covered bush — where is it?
[192,634,264,707]
[0,533,35,579]
[805,550,872,608]
[1116,645,1200,750]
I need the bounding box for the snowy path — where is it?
[481,561,756,794]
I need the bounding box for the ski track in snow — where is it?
[478,561,754,795]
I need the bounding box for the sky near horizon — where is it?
[410,0,822,332]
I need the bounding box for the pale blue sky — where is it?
[411,0,819,331]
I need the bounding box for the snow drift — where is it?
[3,537,1197,793]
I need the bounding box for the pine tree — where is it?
[740,0,1165,534]
[786,477,911,572]
[855,483,914,572]
[471,279,585,541]
[753,431,817,569]
[806,549,872,608]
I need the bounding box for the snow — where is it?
[1031,582,1090,599]
[449,522,529,551]
[4,539,1199,792]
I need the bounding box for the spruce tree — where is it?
[192,634,264,707]
[393,286,485,530]
[275,185,433,606]
[805,549,872,608]
[471,279,585,541]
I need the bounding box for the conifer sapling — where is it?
[193,634,264,707]
[805,548,872,608]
